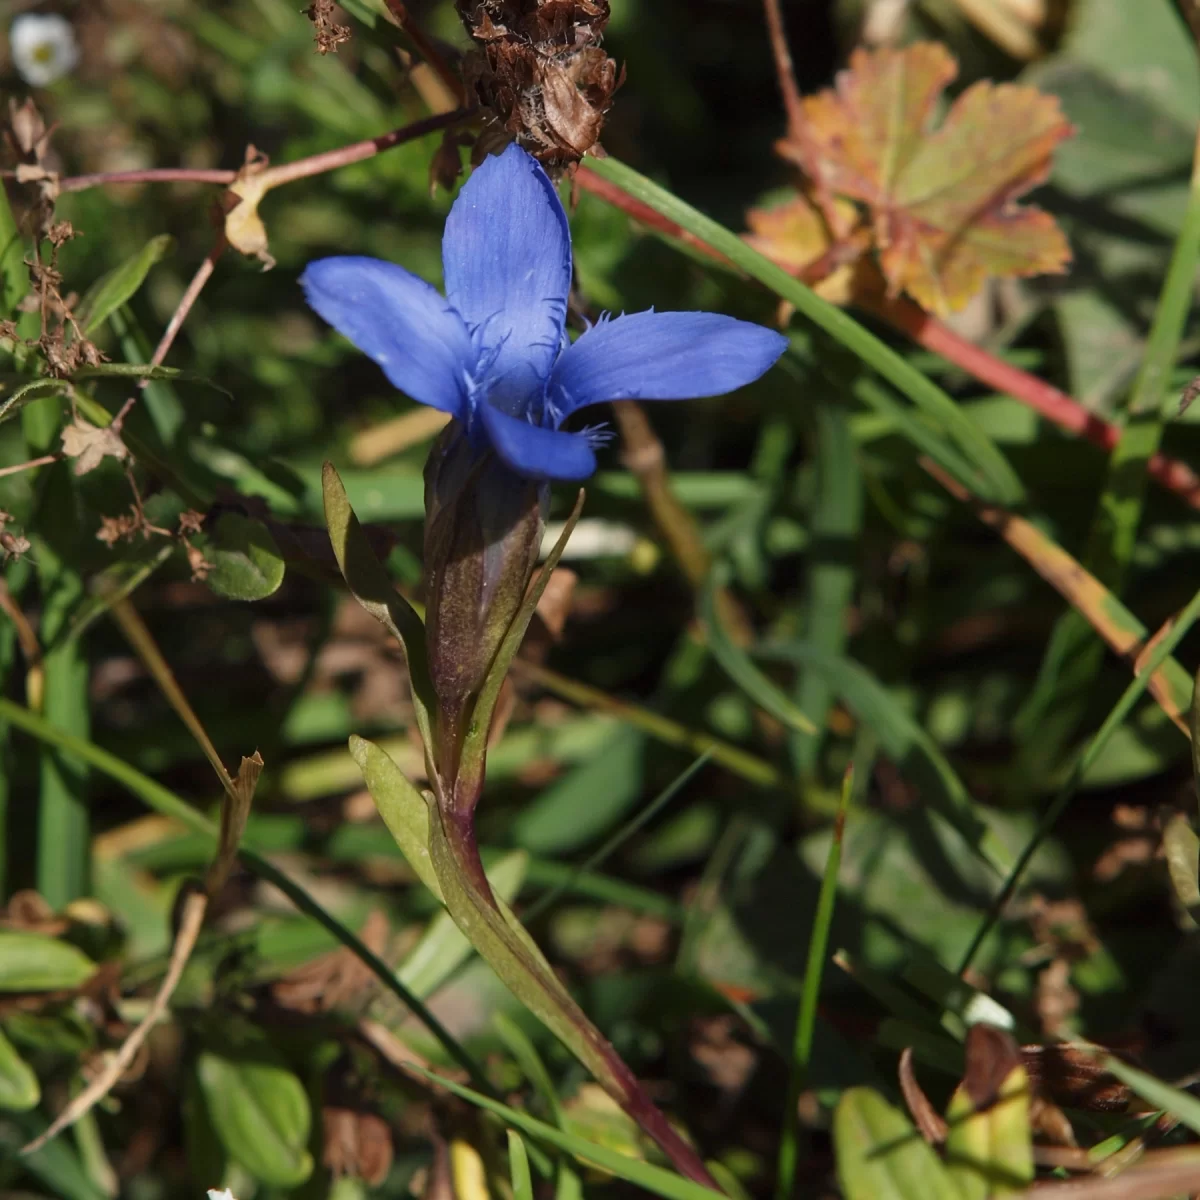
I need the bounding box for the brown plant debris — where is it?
[456,1,621,170]
[307,0,352,54]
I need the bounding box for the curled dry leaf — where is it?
[224,147,275,270]
[751,41,1073,315]
[457,0,621,170]
[61,416,128,476]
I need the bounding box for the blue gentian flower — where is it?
[301,144,788,482]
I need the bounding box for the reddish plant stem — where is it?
[881,295,1200,509]
[53,108,475,196]
[113,233,227,432]
[761,0,806,141]
[575,166,1200,512]
[257,108,475,189]
[0,453,58,479]
[56,168,238,192]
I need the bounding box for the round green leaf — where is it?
[0,932,95,991]
[195,1050,314,1187]
[204,514,285,601]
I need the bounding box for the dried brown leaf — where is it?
[61,417,127,476]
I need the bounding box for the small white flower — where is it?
[206,1190,238,1200]
[9,13,79,87]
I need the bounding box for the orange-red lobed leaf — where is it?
[777,42,1074,315]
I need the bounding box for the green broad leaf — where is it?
[508,1130,534,1200]
[76,234,175,335]
[0,932,95,991]
[397,850,528,997]
[1164,813,1200,924]
[203,513,285,601]
[349,734,441,899]
[0,378,69,427]
[512,724,645,854]
[834,1087,958,1200]
[700,568,817,736]
[0,1026,39,1110]
[324,461,436,750]
[195,1049,314,1187]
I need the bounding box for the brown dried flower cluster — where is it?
[456,0,621,170]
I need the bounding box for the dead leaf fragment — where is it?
[61,416,128,476]
[224,148,275,270]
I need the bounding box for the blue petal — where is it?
[547,311,789,420]
[301,256,472,415]
[442,145,571,405]
[479,402,597,481]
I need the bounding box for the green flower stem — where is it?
[425,801,720,1189]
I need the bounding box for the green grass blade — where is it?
[775,762,853,1200]
[522,749,712,923]
[399,1060,723,1200]
[757,641,1014,877]
[789,396,862,776]
[508,1130,534,1200]
[0,695,492,1092]
[1101,1056,1200,1135]
[701,567,816,736]
[959,580,1200,973]
[1015,130,1200,768]
[584,156,1025,507]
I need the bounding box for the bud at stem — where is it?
[423,422,546,798]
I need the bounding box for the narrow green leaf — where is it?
[76,234,174,335]
[195,1050,314,1187]
[494,1013,564,1123]
[0,932,95,991]
[1101,1054,1200,1135]
[0,1026,39,1110]
[758,641,1013,877]
[323,461,436,751]
[0,378,68,426]
[509,1130,534,1200]
[0,179,28,321]
[348,733,441,899]
[960,580,1200,973]
[203,513,285,601]
[64,544,175,643]
[790,398,862,776]
[776,764,852,1200]
[834,1087,959,1200]
[399,1060,723,1200]
[0,695,491,1094]
[1015,124,1200,768]
[701,568,817,735]
[398,850,528,997]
